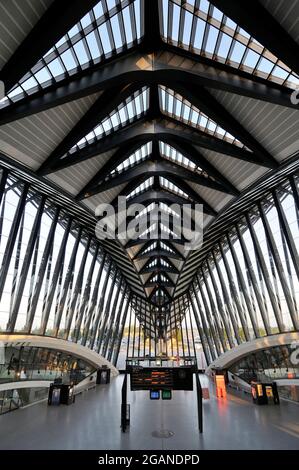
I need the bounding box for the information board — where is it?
[130,366,194,391]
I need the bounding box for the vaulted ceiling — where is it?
[0,0,299,306]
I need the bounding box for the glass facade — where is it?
[187,175,299,365]
[0,0,298,380]
[0,345,96,386]
[0,166,298,370]
[0,168,129,366]
[0,387,48,415]
[229,345,299,383]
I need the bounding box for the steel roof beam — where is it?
[84,158,230,194]
[58,119,265,174]
[0,0,100,92]
[0,47,296,126]
[172,82,278,169]
[211,0,299,78]
[38,83,142,176]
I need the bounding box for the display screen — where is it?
[150,390,160,400]
[130,367,193,391]
[162,389,172,400]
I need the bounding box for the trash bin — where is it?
[96,366,111,384]
[48,383,75,405]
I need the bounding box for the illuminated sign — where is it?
[162,389,172,400]
[150,390,160,400]
[130,366,194,391]
[257,383,263,397]
[215,374,226,398]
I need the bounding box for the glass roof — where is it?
[144,241,158,252]
[151,287,170,303]
[67,87,149,156]
[159,85,247,148]
[126,177,154,200]
[161,0,299,89]
[0,0,142,108]
[146,258,172,269]
[159,176,190,200]
[160,140,197,171]
[109,142,152,178]
[151,273,169,283]
[160,241,176,253]
[148,259,158,268]
[161,258,171,267]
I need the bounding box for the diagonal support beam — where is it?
[0,0,100,92]
[57,119,265,174]
[211,0,299,78]
[172,81,278,169]
[77,157,233,195]
[0,46,296,126]
[139,256,179,275]
[136,248,183,261]
[37,83,142,176]
[114,188,216,217]
[163,137,240,196]
[144,272,175,288]
[76,140,149,200]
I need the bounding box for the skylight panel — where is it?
[159,202,180,218]
[1,0,142,108]
[160,176,189,199]
[161,0,299,89]
[110,142,152,176]
[159,141,199,172]
[161,258,171,268]
[67,87,149,156]
[143,242,158,254]
[160,241,175,253]
[149,259,158,268]
[126,177,154,200]
[140,223,157,238]
[159,86,246,148]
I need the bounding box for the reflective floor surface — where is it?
[0,375,298,450]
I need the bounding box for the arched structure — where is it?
[0,0,298,369]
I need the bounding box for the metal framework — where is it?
[0,0,298,368]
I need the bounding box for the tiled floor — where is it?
[0,375,298,450]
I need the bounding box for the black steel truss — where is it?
[0,0,297,309]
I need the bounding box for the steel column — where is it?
[273,189,299,281]
[97,269,118,353]
[236,223,271,335]
[218,241,250,341]
[40,217,72,335]
[81,252,107,346]
[0,184,29,302]
[64,236,91,340]
[201,267,227,352]
[206,259,234,348]
[196,275,222,356]
[7,196,46,332]
[53,226,83,337]
[102,277,124,357]
[73,244,99,342]
[226,233,260,337]
[258,202,299,330]
[89,257,112,349]
[188,288,211,365]
[246,212,284,332]
[108,285,128,363]
[192,282,216,360]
